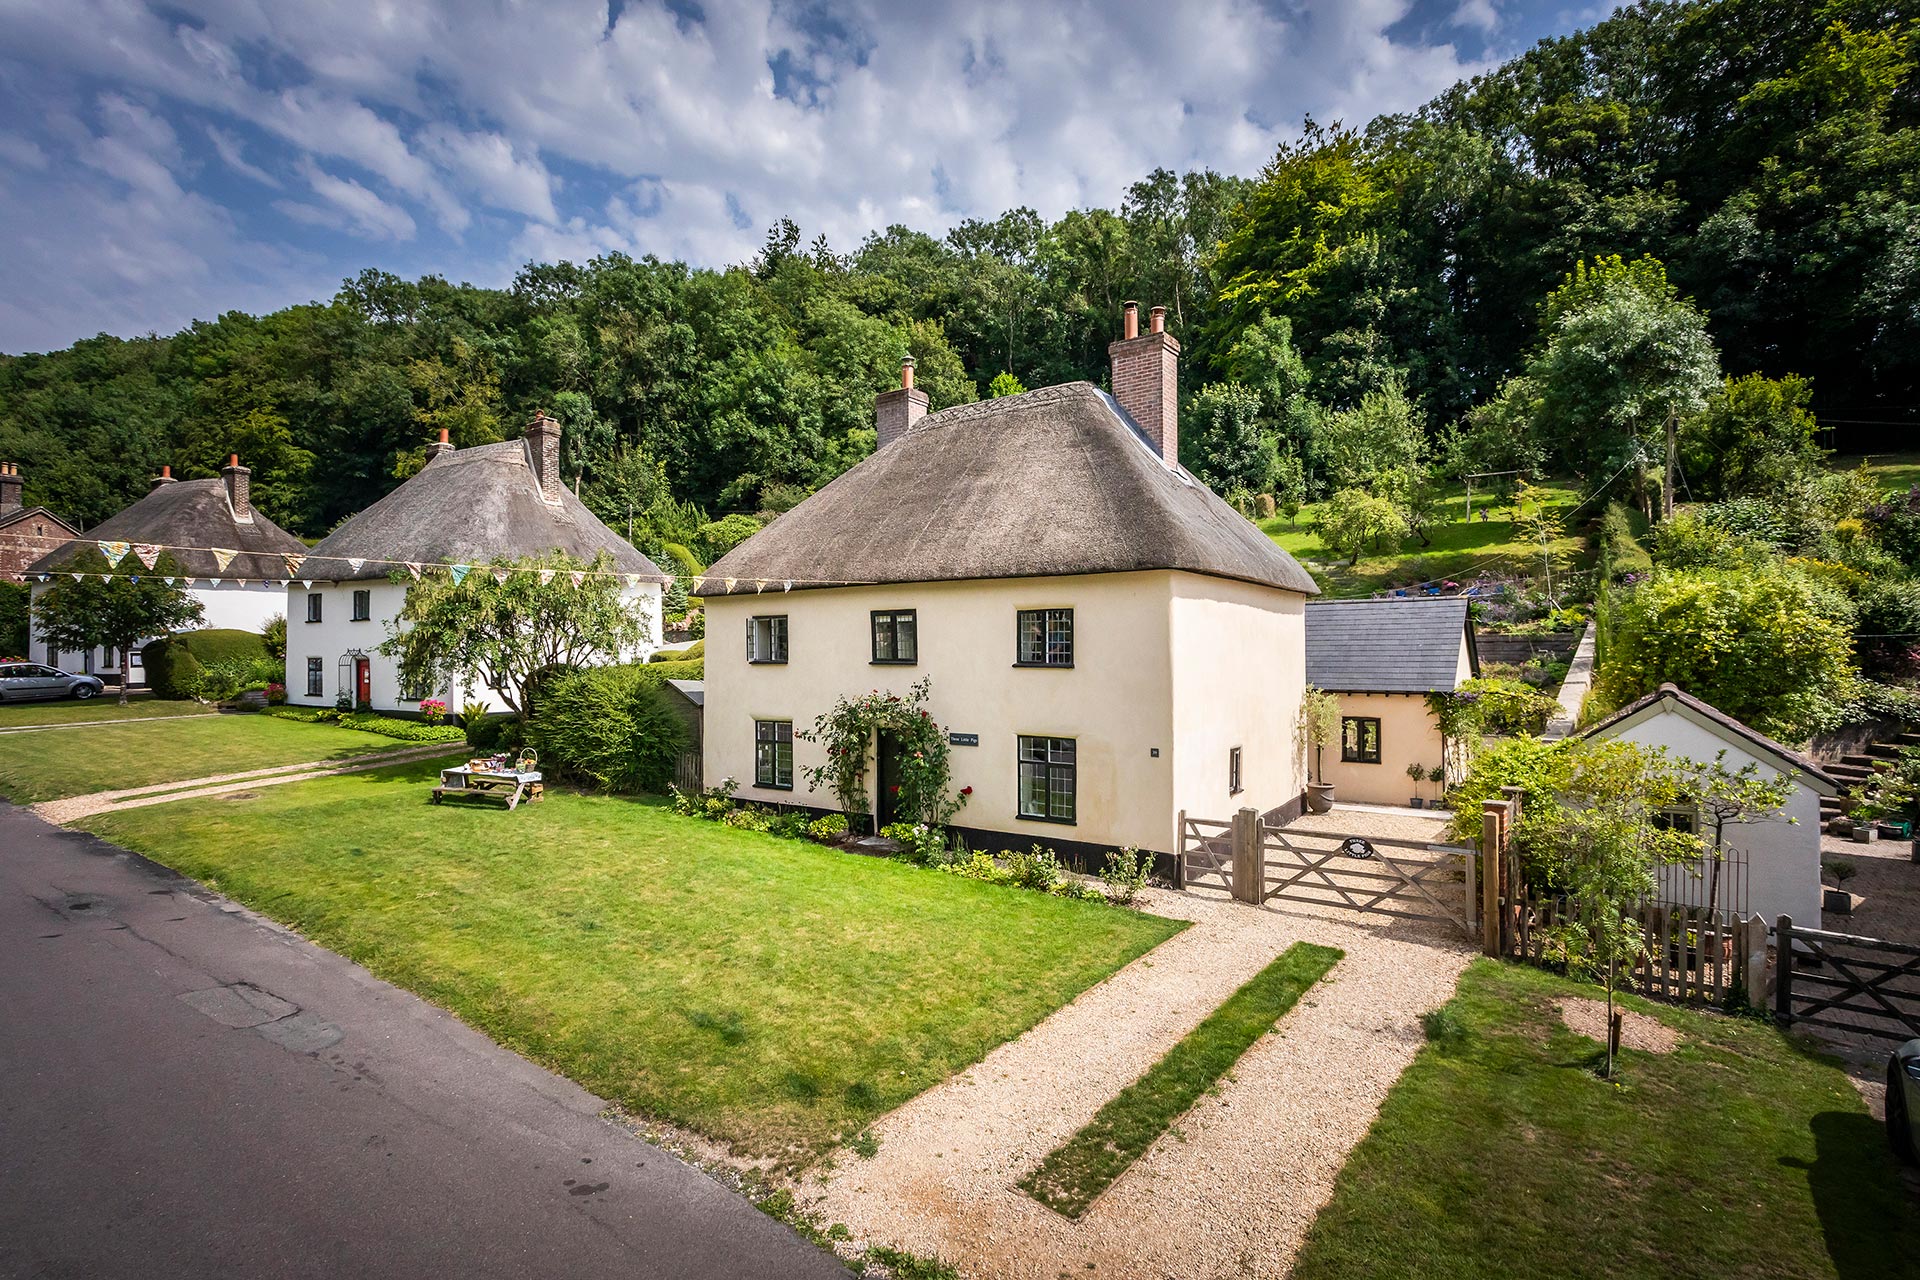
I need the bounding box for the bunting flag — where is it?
[405,563,421,581]
[723,578,737,592]
[184,577,197,587]
[754,580,765,593]
[346,558,366,575]
[300,579,312,589]
[133,543,161,571]
[70,572,83,582]
[491,567,510,585]
[569,570,586,589]
[783,580,793,592]
[624,574,640,589]
[163,577,176,586]
[283,553,305,577]
[538,569,555,586]
[99,540,131,567]
[449,564,471,585]
[211,548,237,573]
[209,578,223,587]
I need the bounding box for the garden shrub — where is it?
[527,664,691,793]
[879,821,946,865]
[807,813,849,842]
[1005,845,1062,891]
[693,514,761,563]
[1100,847,1151,905]
[941,851,1014,887]
[1435,677,1563,738]
[337,712,464,743]
[649,638,706,663]
[1443,736,1572,845]
[670,777,739,819]
[142,629,269,700]
[722,807,771,831]
[261,614,287,662]
[1649,510,1772,571]
[1854,577,1920,677]
[768,810,810,839]
[1597,501,1652,578]
[660,542,704,581]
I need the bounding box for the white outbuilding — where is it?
[285,415,665,715]
[1582,682,1840,928]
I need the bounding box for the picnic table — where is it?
[431,755,544,810]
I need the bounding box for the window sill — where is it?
[758,782,795,792]
[1342,758,1382,766]
[1016,812,1077,825]
[870,659,918,666]
[1230,788,1243,797]
[747,660,789,666]
[1012,662,1074,670]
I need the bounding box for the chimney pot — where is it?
[526,411,563,503]
[900,356,916,391]
[150,464,177,492]
[221,454,252,522]
[424,426,455,462]
[1150,304,1166,334]
[1108,301,1181,465]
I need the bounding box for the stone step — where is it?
[1838,753,1884,768]
[1867,742,1906,760]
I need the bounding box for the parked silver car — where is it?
[1891,1038,1920,1164]
[0,662,104,702]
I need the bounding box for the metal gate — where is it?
[1179,808,1476,936]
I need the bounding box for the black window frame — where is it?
[870,609,918,664]
[305,656,324,697]
[1341,716,1382,765]
[351,588,371,622]
[1229,746,1243,795]
[305,592,322,623]
[747,615,789,665]
[1016,734,1077,823]
[755,719,794,790]
[1015,608,1074,668]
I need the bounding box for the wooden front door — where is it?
[876,733,904,830]
[355,658,371,706]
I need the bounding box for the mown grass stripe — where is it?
[1021,940,1343,1218]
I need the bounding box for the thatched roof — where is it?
[1305,598,1478,693]
[25,479,306,579]
[701,382,1318,596]
[303,440,665,582]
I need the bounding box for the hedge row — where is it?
[142,629,269,699]
[527,664,690,792]
[265,706,465,743]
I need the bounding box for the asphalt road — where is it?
[0,803,848,1280]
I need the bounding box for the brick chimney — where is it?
[1109,301,1180,463]
[425,427,454,462]
[221,454,252,522]
[526,411,562,504]
[875,357,929,451]
[150,464,176,492]
[0,463,21,515]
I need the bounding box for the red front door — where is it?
[355,658,371,706]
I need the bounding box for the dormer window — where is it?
[747,615,789,664]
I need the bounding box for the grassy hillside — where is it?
[1262,477,1594,600]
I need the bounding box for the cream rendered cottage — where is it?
[701,304,1320,873]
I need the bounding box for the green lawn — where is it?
[0,714,414,802]
[0,697,212,727]
[1263,477,1593,599]
[1292,960,1918,1280]
[1023,941,1342,1218]
[84,761,1185,1162]
[1844,450,1920,496]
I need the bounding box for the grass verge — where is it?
[84,760,1183,1162]
[0,697,210,727]
[1291,958,1919,1280]
[0,713,411,802]
[1020,941,1344,1218]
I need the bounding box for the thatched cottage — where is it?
[700,303,1319,869]
[287,414,665,713]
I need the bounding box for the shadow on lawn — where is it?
[1781,1109,1912,1279]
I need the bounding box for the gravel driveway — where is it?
[805,809,1472,1280]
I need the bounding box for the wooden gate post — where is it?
[1743,915,1769,1010]
[1231,807,1263,906]
[1480,800,1505,956]
[1774,915,1794,1023]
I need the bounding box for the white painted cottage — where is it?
[1583,683,1840,928]
[699,303,1321,874]
[25,458,306,684]
[286,415,664,714]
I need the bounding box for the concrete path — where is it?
[31,743,463,824]
[0,804,846,1280]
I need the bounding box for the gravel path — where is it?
[32,744,462,824]
[805,811,1471,1280]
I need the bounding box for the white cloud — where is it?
[0,0,1549,349]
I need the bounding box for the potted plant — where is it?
[1427,764,1448,808]
[1854,746,1920,864]
[1823,858,1858,916]
[1299,685,1340,814]
[1406,762,1427,808]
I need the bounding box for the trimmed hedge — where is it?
[527,664,691,792]
[142,629,269,700]
[650,638,705,663]
[264,706,465,743]
[634,658,703,685]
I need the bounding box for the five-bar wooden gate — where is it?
[1775,918,1920,1044]
[1178,808,1476,937]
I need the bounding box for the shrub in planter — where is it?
[807,813,850,843]
[526,665,690,793]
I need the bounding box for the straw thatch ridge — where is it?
[302,439,666,582]
[702,381,1319,596]
[25,478,307,579]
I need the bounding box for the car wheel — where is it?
[1890,1059,1917,1165]
[72,684,97,700]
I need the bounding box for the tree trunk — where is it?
[118,636,131,706]
[1605,962,1618,1079]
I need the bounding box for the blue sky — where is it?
[0,0,1611,354]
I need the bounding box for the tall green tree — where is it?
[30,552,204,705]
